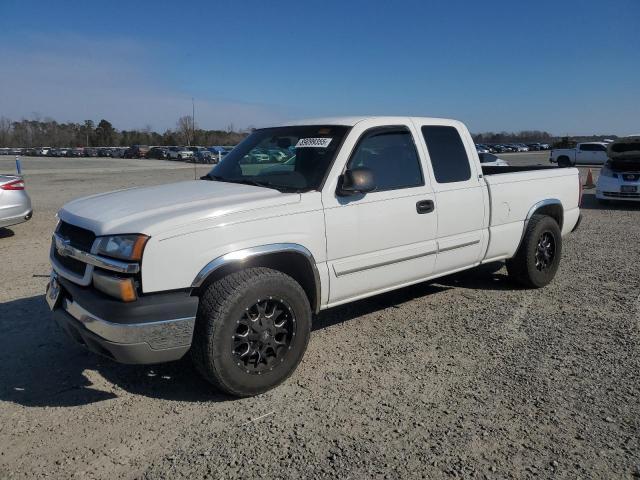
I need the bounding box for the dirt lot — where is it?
[0,154,638,479]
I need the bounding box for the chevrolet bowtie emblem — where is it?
[55,236,73,257]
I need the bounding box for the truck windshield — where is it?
[203,125,350,192]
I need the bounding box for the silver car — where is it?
[0,175,33,229]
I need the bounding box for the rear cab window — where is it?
[421,126,472,183]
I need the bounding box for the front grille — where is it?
[603,191,640,198]
[58,221,96,251]
[53,248,86,275]
[53,221,97,278]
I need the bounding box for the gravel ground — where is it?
[0,154,638,479]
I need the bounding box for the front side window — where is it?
[206,125,350,192]
[421,126,471,183]
[347,127,423,191]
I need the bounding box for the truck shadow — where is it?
[0,227,15,239]
[0,263,510,408]
[0,295,227,407]
[433,261,521,291]
[580,192,640,211]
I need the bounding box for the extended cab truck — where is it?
[550,142,608,167]
[47,116,582,397]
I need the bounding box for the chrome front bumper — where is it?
[60,297,195,350]
[48,273,198,364]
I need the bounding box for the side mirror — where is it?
[338,167,376,196]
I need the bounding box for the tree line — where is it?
[0,116,620,148]
[0,116,248,148]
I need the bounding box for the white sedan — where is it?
[0,175,33,229]
[596,135,640,203]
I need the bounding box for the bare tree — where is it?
[176,116,196,146]
[0,117,12,146]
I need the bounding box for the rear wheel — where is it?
[191,267,312,397]
[557,156,571,168]
[506,214,562,288]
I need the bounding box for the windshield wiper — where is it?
[232,178,281,190]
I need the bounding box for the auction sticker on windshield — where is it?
[296,138,332,148]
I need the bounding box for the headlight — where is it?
[600,165,618,178]
[95,234,149,261]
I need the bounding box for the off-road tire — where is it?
[506,214,562,288]
[191,267,311,397]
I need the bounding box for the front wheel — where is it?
[506,214,562,288]
[191,267,312,397]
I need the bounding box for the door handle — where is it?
[416,199,435,214]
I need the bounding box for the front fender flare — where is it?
[190,243,322,313]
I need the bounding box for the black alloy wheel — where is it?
[232,298,296,374]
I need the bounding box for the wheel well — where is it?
[192,251,319,313]
[531,203,563,229]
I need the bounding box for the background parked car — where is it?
[208,146,229,163]
[0,175,32,229]
[123,145,150,158]
[550,142,608,167]
[167,146,194,160]
[191,147,214,163]
[64,148,82,157]
[146,147,169,159]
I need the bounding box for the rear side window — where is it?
[421,126,471,183]
[580,144,605,151]
[348,127,423,191]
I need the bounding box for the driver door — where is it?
[322,121,437,305]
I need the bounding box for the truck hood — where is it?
[58,180,301,237]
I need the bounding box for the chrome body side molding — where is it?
[438,239,481,254]
[334,249,438,278]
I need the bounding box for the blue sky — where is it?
[0,0,638,135]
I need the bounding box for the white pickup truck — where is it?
[549,142,609,167]
[47,116,582,396]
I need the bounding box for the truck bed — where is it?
[480,165,581,262]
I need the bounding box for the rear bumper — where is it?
[0,209,32,228]
[596,175,640,201]
[49,276,199,364]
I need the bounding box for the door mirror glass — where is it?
[338,167,375,195]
